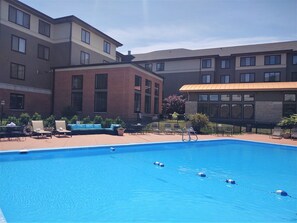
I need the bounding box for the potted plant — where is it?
[117,127,126,136]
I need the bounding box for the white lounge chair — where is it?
[31,120,52,138]
[55,120,72,137]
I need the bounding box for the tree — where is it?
[162,95,186,115]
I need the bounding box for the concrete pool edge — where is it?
[1,138,296,155]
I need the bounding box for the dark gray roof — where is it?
[133,41,297,61]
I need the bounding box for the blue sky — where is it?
[22,0,297,54]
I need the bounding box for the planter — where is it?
[283,133,291,139]
[117,128,125,136]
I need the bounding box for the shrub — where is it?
[188,113,209,133]
[70,115,79,124]
[114,116,126,128]
[19,113,31,126]
[82,116,92,124]
[162,95,186,115]
[278,114,297,129]
[6,116,19,125]
[32,112,42,120]
[44,115,55,128]
[93,115,103,124]
[102,118,113,128]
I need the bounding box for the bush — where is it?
[102,118,113,128]
[6,116,19,125]
[114,116,126,128]
[19,113,31,126]
[32,112,42,120]
[278,114,297,129]
[70,115,79,124]
[188,113,209,133]
[82,116,92,124]
[93,115,103,124]
[162,95,186,115]
[44,115,55,128]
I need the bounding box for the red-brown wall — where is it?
[54,64,163,121]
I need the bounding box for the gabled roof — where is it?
[180,82,297,92]
[133,41,297,62]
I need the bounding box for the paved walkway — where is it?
[1,133,297,151]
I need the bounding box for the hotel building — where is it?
[133,42,297,125]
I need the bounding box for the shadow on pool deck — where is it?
[1,133,297,151]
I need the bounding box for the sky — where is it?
[21,0,297,54]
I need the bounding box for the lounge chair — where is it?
[271,127,282,139]
[291,128,297,139]
[55,120,72,137]
[31,120,52,138]
[151,122,161,134]
[164,123,174,134]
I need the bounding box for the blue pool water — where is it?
[0,139,296,222]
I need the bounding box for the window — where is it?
[94,92,107,112]
[198,94,208,101]
[201,74,211,83]
[232,94,242,101]
[220,75,230,83]
[221,94,230,101]
[209,95,219,101]
[264,72,280,82]
[154,83,160,96]
[8,6,30,29]
[81,29,90,44]
[145,79,152,94]
[284,94,296,102]
[220,104,230,119]
[10,93,24,109]
[231,104,242,119]
[38,44,50,60]
[244,94,254,101]
[134,75,142,91]
[265,55,281,65]
[95,73,108,90]
[283,104,296,117]
[72,75,83,112]
[198,103,208,114]
[145,63,152,71]
[134,75,142,112]
[240,56,255,66]
[104,41,111,54]
[243,104,254,119]
[209,104,219,118]
[221,59,230,69]
[145,80,152,113]
[10,63,25,80]
[80,51,90,64]
[71,92,83,112]
[94,74,108,113]
[134,93,141,113]
[72,75,83,89]
[293,55,297,65]
[240,73,255,83]
[11,35,26,53]
[156,62,165,71]
[145,95,151,113]
[202,59,211,68]
[38,20,50,37]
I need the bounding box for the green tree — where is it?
[188,113,209,133]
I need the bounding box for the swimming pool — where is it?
[0,139,296,222]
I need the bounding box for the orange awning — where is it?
[180,82,297,92]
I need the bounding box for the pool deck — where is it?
[1,133,297,151]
